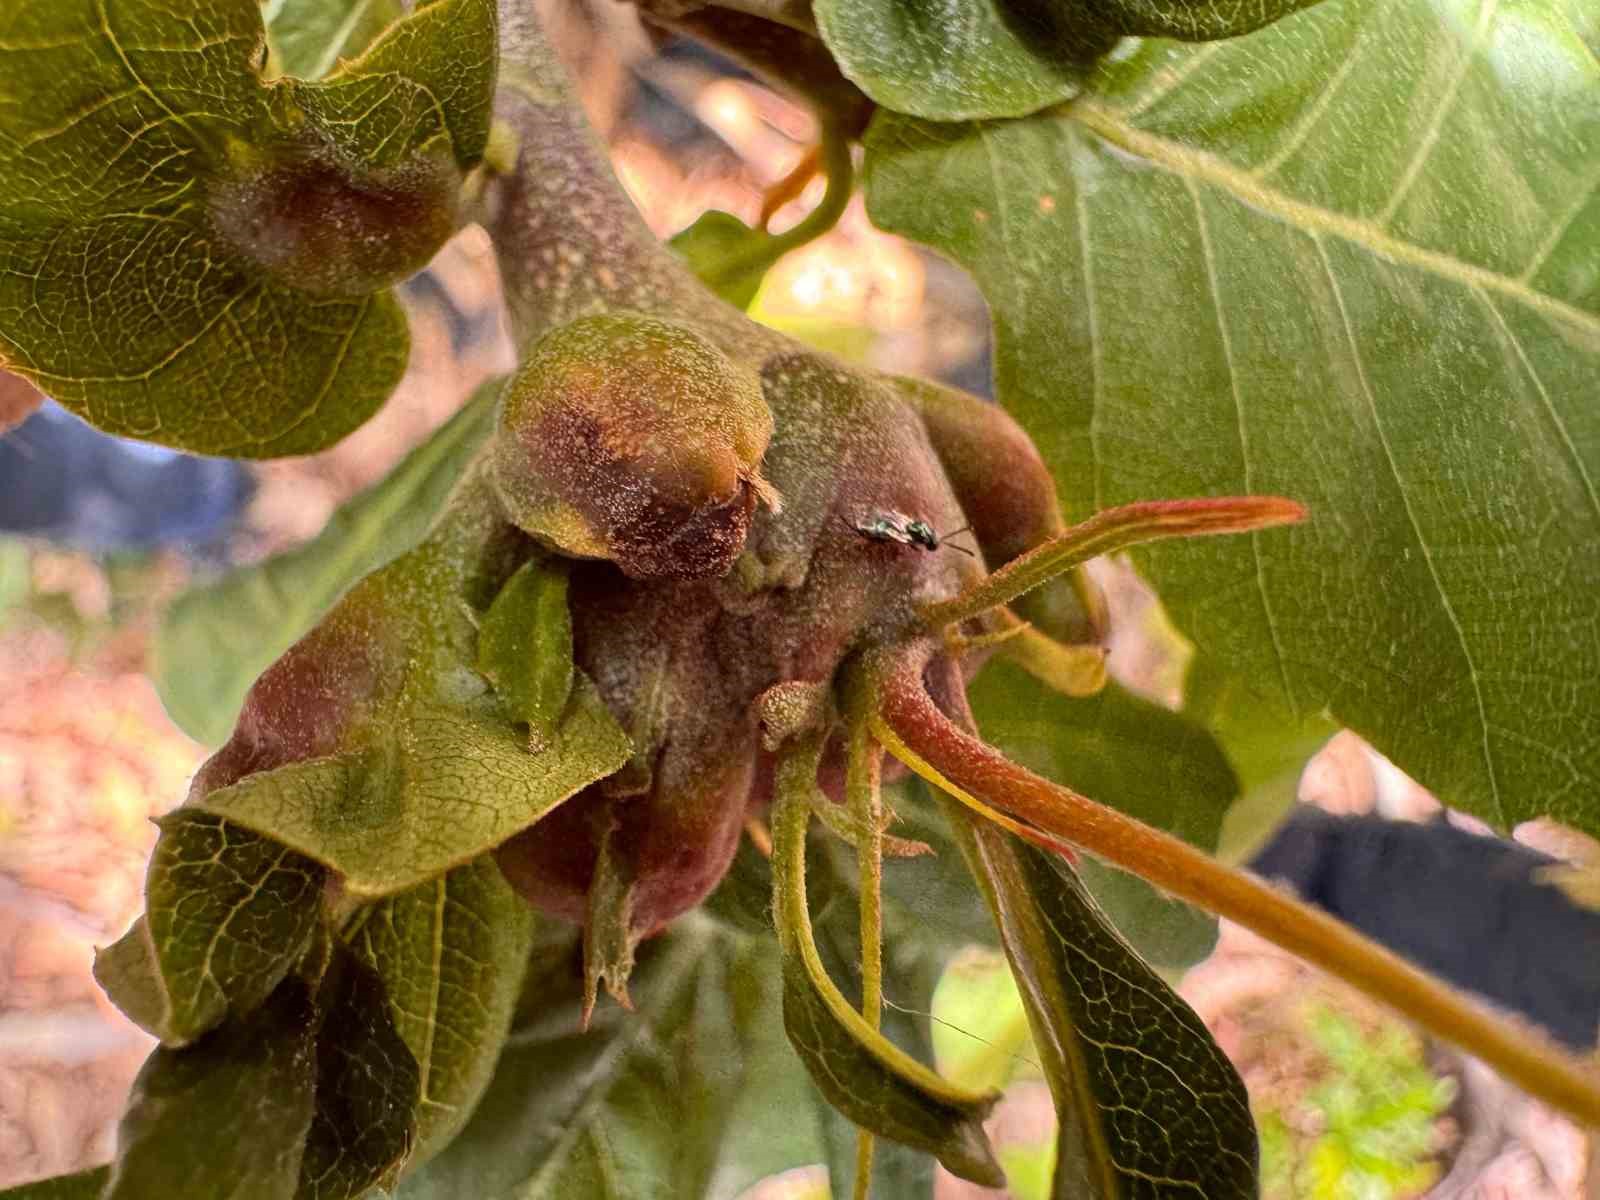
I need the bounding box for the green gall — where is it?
[491,313,776,580]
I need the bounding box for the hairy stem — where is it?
[874,651,1600,1128]
[921,496,1306,631]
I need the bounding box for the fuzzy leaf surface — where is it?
[105,978,320,1200]
[199,674,630,896]
[108,810,324,1044]
[293,0,496,171]
[867,0,1600,837]
[0,0,493,455]
[155,386,497,746]
[968,664,1229,967]
[948,807,1258,1198]
[347,856,535,1165]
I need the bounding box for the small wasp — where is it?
[847,510,974,556]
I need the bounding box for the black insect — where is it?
[847,511,974,555]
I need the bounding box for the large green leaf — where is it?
[0,0,494,456]
[814,0,1327,122]
[346,856,536,1165]
[814,0,1090,121]
[946,806,1258,1198]
[199,674,630,896]
[866,0,1600,837]
[106,979,321,1200]
[397,915,821,1200]
[155,384,498,747]
[97,811,324,1045]
[967,665,1230,967]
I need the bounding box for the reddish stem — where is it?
[920,495,1306,630]
[874,652,1600,1128]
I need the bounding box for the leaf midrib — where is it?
[1064,98,1600,337]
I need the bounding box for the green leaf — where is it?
[771,781,1003,1188]
[199,673,631,897]
[154,383,498,747]
[346,856,535,1165]
[477,556,574,747]
[397,915,817,1200]
[0,1167,111,1199]
[264,0,405,81]
[813,0,1090,121]
[946,805,1259,1198]
[0,0,495,456]
[968,664,1229,967]
[670,212,784,311]
[106,979,320,1200]
[298,948,421,1200]
[815,0,1327,122]
[99,810,323,1045]
[865,0,1600,838]
[293,0,497,172]
[93,920,172,1042]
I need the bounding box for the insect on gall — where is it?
[847,511,974,556]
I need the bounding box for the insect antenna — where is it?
[939,524,976,556]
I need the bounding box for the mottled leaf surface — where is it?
[128,810,324,1044]
[0,0,494,455]
[155,384,497,747]
[969,664,1229,967]
[297,950,421,1200]
[347,856,535,1164]
[106,978,320,1200]
[867,0,1600,837]
[948,806,1258,1198]
[199,675,629,896]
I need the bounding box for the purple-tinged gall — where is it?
[209,143,458,298]
[491,314,776,580]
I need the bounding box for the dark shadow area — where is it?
[1251,805,1600,1051]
